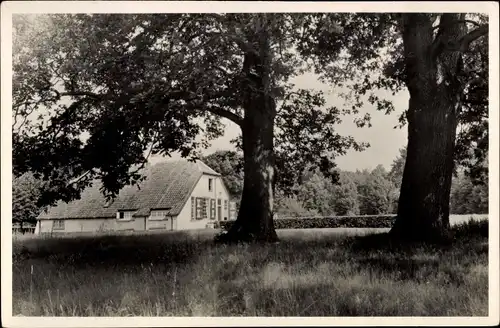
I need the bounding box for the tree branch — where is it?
[127,132,158,177]
[464,76,486,91]
[432,19,482,31]
[458,25,488,51]
[58,91,103,99]
[446,24,489,53]
[431,23,488,58]
[66,170,93,187]
[202,104,243,126]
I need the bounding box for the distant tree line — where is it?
[203,149,488,218]
[12,172,45,228]
[12,147,488,228]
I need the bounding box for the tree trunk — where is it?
[391,14,466,242]
[216,16,278,243]
[222,105,278,243]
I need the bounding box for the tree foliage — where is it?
[273,89,367,193]
[12,172,45,225]
[295,171,335,216]
[330,172,360,216]
[388,146,488,215]
[388,146,407,190]
[274,194,317,218]
[450,170,488,215]
[356,165,396,215]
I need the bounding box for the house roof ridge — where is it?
[195,160,221,176]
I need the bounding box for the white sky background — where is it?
[151,72,409,172]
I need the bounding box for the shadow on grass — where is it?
[14,220,488,271]
[346,219,489,253]
[339,219,489,286]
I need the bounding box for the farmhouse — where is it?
[35,160,236,234]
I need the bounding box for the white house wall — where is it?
[176,174,231,230]
[37,217,146,233]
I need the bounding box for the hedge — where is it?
[218,215,397,231]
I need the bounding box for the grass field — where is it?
[12,216,489,316]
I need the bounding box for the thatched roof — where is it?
[38,160,220,220]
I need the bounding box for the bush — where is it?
[219,215,397,231]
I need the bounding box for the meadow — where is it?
[12,215,489,317]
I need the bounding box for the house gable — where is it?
[174,174,232,229]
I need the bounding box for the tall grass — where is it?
[12,218,488,316]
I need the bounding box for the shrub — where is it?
[219,215,397,231]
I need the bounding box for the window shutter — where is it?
[191,197,195,220]
[210,199,216,219]
[196,198,202,219]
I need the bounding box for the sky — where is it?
[151,72,410,172]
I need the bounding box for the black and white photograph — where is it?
[1,1,498,326]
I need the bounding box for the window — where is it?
[210,199,216,220]
[53,220,65,230]
[195,198,209,220]
[117,211,133,221]
[150,210,169,221]
[224,200,228,210]
[208,178,213,192]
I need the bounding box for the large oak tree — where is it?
[299,13,489,242]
